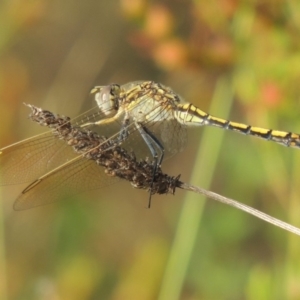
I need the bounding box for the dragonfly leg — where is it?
[80,111,130,148]
[80,116,118,129]
[135,122,165,208]
[80,107,125,129]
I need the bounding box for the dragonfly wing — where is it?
[13,157,119,210]
[160,118,187,155]
[0,133,77,186]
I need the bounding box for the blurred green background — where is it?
[1,0,300,299]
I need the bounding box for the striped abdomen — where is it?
[175,103,300,149]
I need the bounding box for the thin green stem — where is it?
[158,76,234,300]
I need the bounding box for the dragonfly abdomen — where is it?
[176,103,300,149]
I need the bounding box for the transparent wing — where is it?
[0,133,77,185]
[13,157,119,210]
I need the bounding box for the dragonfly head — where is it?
[90,84,120,115]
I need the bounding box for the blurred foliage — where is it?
[1,0,300,299]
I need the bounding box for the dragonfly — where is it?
[92,80,300,148]
[1,81,300,216]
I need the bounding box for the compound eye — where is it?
[91,84,119,116]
